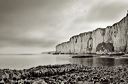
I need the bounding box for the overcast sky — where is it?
[0,0,128,54]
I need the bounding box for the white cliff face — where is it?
[91,29,105,53]
[56,13,128,54]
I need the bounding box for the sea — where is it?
[0,54,128,69]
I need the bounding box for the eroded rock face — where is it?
[87,37,93,53]
[56,13,128,54]
[96,42,114,54]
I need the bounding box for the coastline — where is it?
[52,52,127,58]
[56,12,128,55]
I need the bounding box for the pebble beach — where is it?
[0,64,128,84]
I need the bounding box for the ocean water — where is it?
[0,54,70,69]
[0,54,128,69]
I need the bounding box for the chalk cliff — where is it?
[56,12,128,54]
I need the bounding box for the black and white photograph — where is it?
[0,0,128,84]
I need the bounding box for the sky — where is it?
[0,0,128,54]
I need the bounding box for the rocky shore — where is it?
[0,64,128,84]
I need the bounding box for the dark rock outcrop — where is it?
[96,42,114,54]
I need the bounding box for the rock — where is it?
[96,42,114,54]
[56,12,128,54]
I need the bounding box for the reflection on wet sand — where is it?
[70,56,128,66]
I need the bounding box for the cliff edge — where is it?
[56,12,128,54]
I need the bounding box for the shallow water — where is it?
[70,56,128,67]
[0,54,128,69]
[0,54,70,69]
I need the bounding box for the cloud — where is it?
[0,0,128,53]
[85,0,128,22]
[66,0,128,35]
